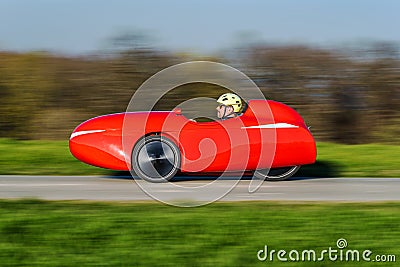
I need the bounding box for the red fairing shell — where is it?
[69,100,316,172]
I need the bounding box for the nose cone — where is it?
[69,117,107,167]
[69,113,127,170]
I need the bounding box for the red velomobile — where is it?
[69,99,316,182]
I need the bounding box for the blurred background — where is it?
[0,0,399,144]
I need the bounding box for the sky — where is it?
[0,0,399,55]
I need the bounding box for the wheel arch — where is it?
[142,131,180,148]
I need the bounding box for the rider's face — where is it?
[216,104,226,119]
[217,104,235,119]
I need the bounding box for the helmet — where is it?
[217,93,243,113]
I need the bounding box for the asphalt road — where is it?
[1,176,400,203]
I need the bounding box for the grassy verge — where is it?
[0,200,398,266]
[298,142,400,177]
[0,139,399,177]
[0,139,108,175]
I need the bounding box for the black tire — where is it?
[131,135,181,183]
[254,166,300,181]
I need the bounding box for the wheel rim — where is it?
[255,166,300,180]
[267,166,298,178]
[137,140,176,179]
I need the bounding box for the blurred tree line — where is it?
[0,42,399,144]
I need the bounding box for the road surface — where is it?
[1,176,399,203]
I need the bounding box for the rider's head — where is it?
[216,93,242,119]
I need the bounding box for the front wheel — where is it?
[131,135,181,183]
[254,166,300,181]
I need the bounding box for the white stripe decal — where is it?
[241,123,299,129]
[70,129,106,139]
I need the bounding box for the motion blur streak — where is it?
[0,42,399,144]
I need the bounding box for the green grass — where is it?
[0,139,399,177]
[298,142,400,177]
[0,139,108,175]
[0,200,398,266]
